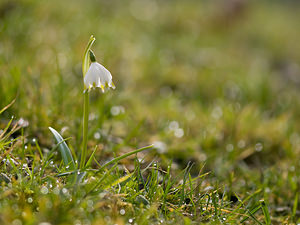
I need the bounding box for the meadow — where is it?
[1,0,300,224]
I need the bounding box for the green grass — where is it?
[1,0,300,224]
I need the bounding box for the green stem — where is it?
[80,91,89,169]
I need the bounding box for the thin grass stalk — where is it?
[80,35,95,169]
[80,91,89,169]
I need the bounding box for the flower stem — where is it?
[80,91,89,169]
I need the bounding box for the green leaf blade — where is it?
[49,127,75,170]
[82,35,95,77]
[97,145,153,173]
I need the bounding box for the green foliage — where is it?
[49,127,75,170]
[82,35,95,77]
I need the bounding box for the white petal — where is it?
[94,62,112,85]
[84,63,99,88]
[84,62,115,92]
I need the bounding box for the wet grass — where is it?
[1,0,300,224]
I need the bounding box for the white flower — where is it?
[84,62,115,92]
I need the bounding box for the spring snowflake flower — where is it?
[84,51,115,92]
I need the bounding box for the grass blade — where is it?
[0,98,16,114]
[0,117,14,140]
[49,127,75,170]
[85,164,119,197]
[240,204,262,223]
[181,161,193,203]
[292,192,298,222]
[84,145,98,169]
[95,145,153,174]
[103,172,133,190]
[82,35,95,77]
[260,200,271,225]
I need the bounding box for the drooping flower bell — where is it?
[84,51,115,92]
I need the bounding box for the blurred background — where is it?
[1,0,300,214]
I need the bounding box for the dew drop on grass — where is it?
[120,208,126,215]
[88,113,96,121]
[62,188,68,194]
[169,121,179,130]
[211,106,223,119]
[87,200,93,207]
[238,140,246,148]
[27,197,33,203]
[184,110,196,121]
[94,132,101,139]
[174,128,184,138]
[53,187,59,195]
[203,186,214,192]
[18,118,29,127]
[128,218,133,223]
[111,106,120,116]
[138,158,144,163]
[41,186,48,195]
[255,143,263,152]
[12,219,22,225]
[153,141,167,153]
